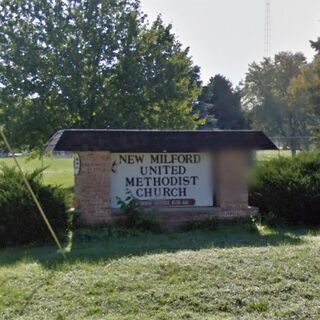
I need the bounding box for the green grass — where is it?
[256,150,292,161]
[0,156,73,189]
[1,223,320,319]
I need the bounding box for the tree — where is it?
[197,75,247,130]
[106,16,202,129]
[0,0,202,150]
[288,49,320,142]
[310,37,320,54]
[242,52,311,153]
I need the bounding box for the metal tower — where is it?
[264,0,271,57]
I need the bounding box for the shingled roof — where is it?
[45,129,277,153]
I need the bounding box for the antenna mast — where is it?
[264,0,271,57]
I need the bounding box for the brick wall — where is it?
[74,152,111,224]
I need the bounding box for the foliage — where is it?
[242,52,312,153]
[117,195,162,232]
[1,224,320,319]
[197,74,247,129]
[289,55,320,144]
[0,0,202,150]
[0,165,69,247]
[250,152,320,225]
[310,37,320,53]
[108,16,203,130]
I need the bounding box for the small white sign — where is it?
[74,153,81,175]
[111,153,213,208]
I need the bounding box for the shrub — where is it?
[250,152,320,225]
[117,195,162,233]
[0,165,69,247]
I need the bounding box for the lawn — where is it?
[1,223,320,319]
[0,156,74,189]
[256,149,293,161]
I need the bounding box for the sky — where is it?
[141,0,320,85]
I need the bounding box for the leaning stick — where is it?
[0,128,66,259]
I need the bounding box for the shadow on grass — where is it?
[0,221,308,267]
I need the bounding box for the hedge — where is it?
[0,165,69,247]
[250,152,320,225]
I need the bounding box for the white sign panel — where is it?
[74,153,81,175]
[111,153,213,208]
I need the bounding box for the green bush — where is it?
[117,195,162,233]
[0,165,69,247]
[250,152,320,225]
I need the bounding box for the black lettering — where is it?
[183,177,190,186]
[186,154,193,163]
[136,177,143,187]
[151,155,159,163]
[135,155,144,163]
[171,188,178,197]
[154,188,161,197]
[177,154,185,163]
[163,165,171,174]
[150,166,158,175]
[190,176,199,185]
[126,177,135,187]
[178,166,186,174]
[163,188,171,196]
[194,154,201,163]
[119,155,127,164]
[153,177,161,186]
[162,177,170,186]
[171,166,178,175]
[144,177,152,186]
[136,188,143,197]
[144,188,152,197]
[170,177,178,186]
[128,155,135,164]
[171,154,178,163]
[179,188,187,197]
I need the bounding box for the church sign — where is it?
[110,153,213,208]
[46,129,277,226]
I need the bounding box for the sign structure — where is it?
[111,153,213,208]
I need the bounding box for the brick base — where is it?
[110,206,258,229]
